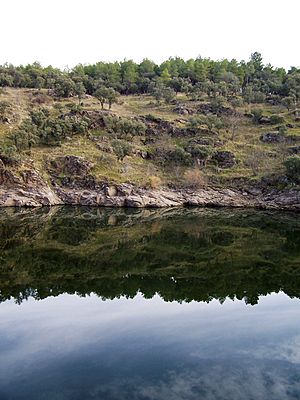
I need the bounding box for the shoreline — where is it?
[1,183,299,211]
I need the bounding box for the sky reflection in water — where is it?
[1,293,300,400]
[0,207,300,399]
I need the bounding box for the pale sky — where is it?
[1,0,299,70]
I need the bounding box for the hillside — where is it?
[0,55,299,208]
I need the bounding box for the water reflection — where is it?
[0,207,300,305]
[0,207,300,400]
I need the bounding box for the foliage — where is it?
[251,109,263,124]
[0,100,12,122]
[111,139,133,161]
[9,107,90,149]
[168,146,193,166]
[104,116,146,139]
[187,114,223,133]
[0,54,299,111]
[270,114,285,124]
[283,156,300,182]
[186,144,214,160]
[94,86,118,109]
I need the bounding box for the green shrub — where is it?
[187,144,214,160]
[283,156,300,182]
[104,116,146,139]
[270,114,284,124]
[168,146,193,166]
[10,107,90,149]
[278,125,288,135]
[251,109,263,124]
[187,115,223,133]
[111,139,133,161]
[0,100,12,122]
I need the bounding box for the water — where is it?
[0,207,300,400]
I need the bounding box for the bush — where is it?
[278,125,288,135]
[168,146,193,166]
[0,144,17,158]
[209,96,226,113]
[283,156,300,182]
[252,91,266,104]
[9,107,90,149]
[163,87,176,104]
[104,116,146,140]
[251,109,263,124]
[183,168,207,189]
[0,100,12,122]
[270,114,284,124]
[187,115,223,134]
[187,144,214,160]
[229,97,244,108]
[30,92,49,105]
[111,139,133,161]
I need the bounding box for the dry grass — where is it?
[0,88,299,186]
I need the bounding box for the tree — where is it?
[225,113,242,140]
[160,68,171,83]
[163,87,176,103]
[186,144,214,167]
[120,60,138,94]
[74,82,86,104]
[52,76,76,98]
[94,86,108,109]
[282,96,295,111]
[106,88,118,109]
[149,80,165,104]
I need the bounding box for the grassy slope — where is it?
[1,87,299,187]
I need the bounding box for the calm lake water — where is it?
[1,206,300,400]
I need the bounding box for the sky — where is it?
[1,0,299,70]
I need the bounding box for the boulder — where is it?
[49,155,93,177]
[105,185,118,197]
[173,106,193,115]
[260,132,284,143]
[259,116,271,124]
[288,146,300,155]
[212,151,236,168]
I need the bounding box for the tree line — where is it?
[0,53,299,110]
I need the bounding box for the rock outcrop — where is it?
[0,157,299,210]
[52,184,300,210]
[0,158,61,207]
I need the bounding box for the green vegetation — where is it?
[284,155,300,183]
[0,53,300,189]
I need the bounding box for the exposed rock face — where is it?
[260,132,285,143]
[288,146,300,154]
[260,132,299,144]
[212,151,236,168]
[0,160,61,207]
[49,155,93,177]
[197,103,236,116]
[173,105,194,115]
[0,160,299,210]
[52,184,300,211]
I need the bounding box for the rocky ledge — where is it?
[52,185,300,210]
[1,156,299,210]
[1,176,300,211]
